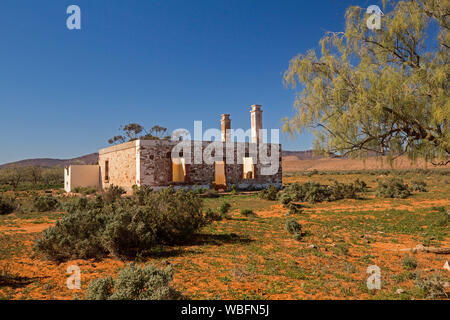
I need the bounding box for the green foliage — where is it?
[86,263,183,300]
[33,195,59,212]
[132,185,154,205]
[287,203,303,215]
[102,188,206,259]
[0,166,63,191]
[402,255,418,270]
[415,272,448,299]
[205,208,222,222]
[73,186,97,195]
[353,178,369,193]
[33,188,207,261]
[280,180,365,205]
[258,185,280,201]
[108,123,170,145]
[285,219,302,238]
[279,193,293,206]
[411,180,427,192]
[230,184,238,195]
[0,196,16,215]
[376,178,411,199]
[283,0,449,164]
[33,210,108,262]
[61,196,104,214]
[240,209,256,217]
[103,185,126,204]
[219,201,231,215]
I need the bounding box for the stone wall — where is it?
[97,140,282,191]
[138,140,282,190]
[98,141,137,192]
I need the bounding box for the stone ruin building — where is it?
[65,105,282,193]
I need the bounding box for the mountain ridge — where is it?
[0,153,99,169]
[0,150,318,168]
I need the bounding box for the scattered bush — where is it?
[102,188,206,259]
[402,255,418,270]
[219,201,231,218]
[376,178,411,199]
[33,195,59,212]
[205,208,222,222]
[73,186,97,195]
[415,272,448,299]
[0,196,15,215]
[240,209,256,217]
[33,209,108,262]
[328,181,359,201]
[410,180,427,192]
[279,193,293,206]
[285,219,302,235]
[353,178,369,193]
[258,185,279,201]
[279,180,363,205]
[287,203,303,215]
[86,263,183,300]
[219,201,231,214]
[61,197,88,213]
[132,185,153,205]
[34,187,207,261]
[103,185,126,204]
[230,184,238,195]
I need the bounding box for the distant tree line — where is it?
[0,166,63,191]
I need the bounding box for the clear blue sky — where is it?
[0,0,377,164]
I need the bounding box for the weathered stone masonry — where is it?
[76,104,282,193]
[98,139,282,192]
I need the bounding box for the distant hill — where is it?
[2,151,316,168]
[2,150,446,172]
[0,153,98,169]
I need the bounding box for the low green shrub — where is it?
[287,203,303,215]
[353,178,369,193]
[258,185,279,201]
[33,196,59,212]
[230,184,238,195]
[376,178,411,199]
[205,208,222,221]
[102,188,206,259]
[73,186,97,195]
[402,255,418,270]
[0,196,16,215]
[33,209,108,262]
[132,185,153,205]
[219,201,231,214]
[103,185,126,204]
[61,195,105,214]
[415,272,447,299]
[86,263,183,300]
[34,187,207,261]
[240,209,256,217]
[285,219,302,235]
[279,180,363,205]
[410,180,427,192]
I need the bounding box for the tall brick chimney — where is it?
[250,104,262,144]
[221,114,231,142]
